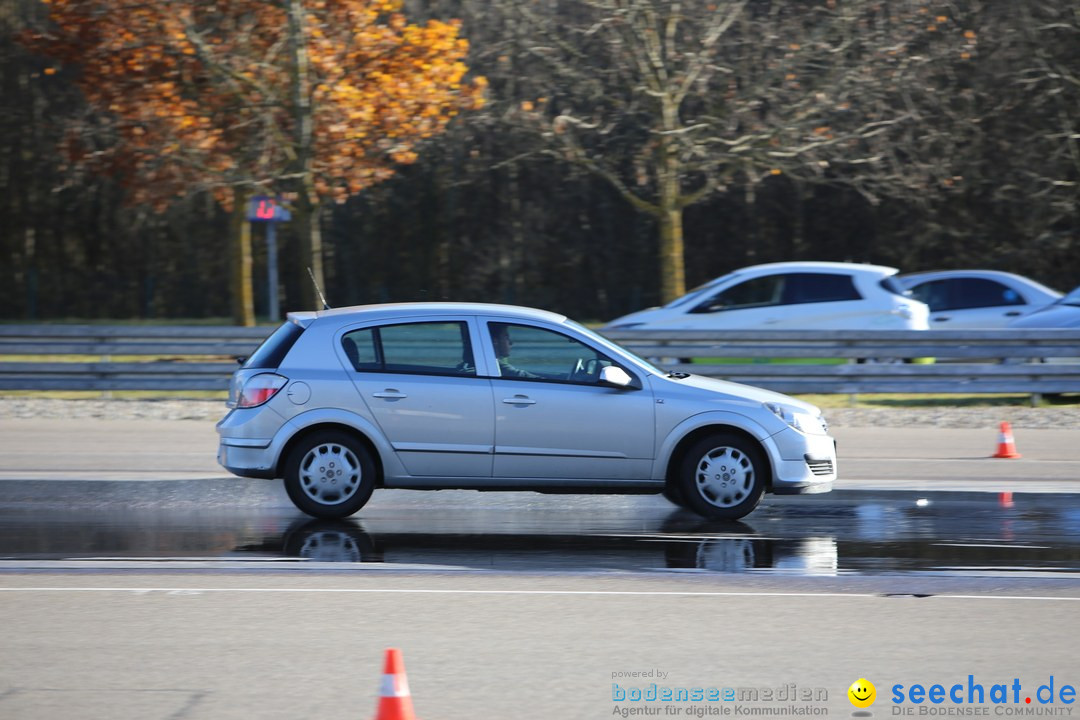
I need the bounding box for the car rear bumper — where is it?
[216,406,284,479]
[217,442,277,479]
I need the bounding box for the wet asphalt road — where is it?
[1,419,1080,719]
[2,417,1080,575]
[2,485,1080,577]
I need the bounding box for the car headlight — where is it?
[765,402,828,435]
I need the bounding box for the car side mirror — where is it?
[600,365,634,388]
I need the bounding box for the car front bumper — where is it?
[767,427,837,495]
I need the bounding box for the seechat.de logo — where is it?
[849,678,877,709]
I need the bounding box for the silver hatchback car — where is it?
[217,303,836,520]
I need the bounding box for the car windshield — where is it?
[662,273,739,309]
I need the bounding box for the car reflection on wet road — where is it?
[2,483,1079,576]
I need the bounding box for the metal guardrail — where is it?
[0,325,271,391]
[1,324,1079,396]
[599,328,1080,398]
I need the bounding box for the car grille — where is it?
[805,457,834,476]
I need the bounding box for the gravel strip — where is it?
[823,406,1080,429]
[2,397,1079,428]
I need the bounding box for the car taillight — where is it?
[236,373,288,408]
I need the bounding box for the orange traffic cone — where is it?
[374,648,417,720]
[999,491,1014,508]
[992,421,1021,459]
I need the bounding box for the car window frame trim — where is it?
[478,316,645,389]
[335,315,495,379]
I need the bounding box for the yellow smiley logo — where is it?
[848,678,876,708]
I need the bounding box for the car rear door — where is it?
[342,318,494,478]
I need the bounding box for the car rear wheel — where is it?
[677,433,766,520]
[283,431,376,519]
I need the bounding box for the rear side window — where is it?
[342,322,475,376]
[780,273,861,304]
[242,321,304,369]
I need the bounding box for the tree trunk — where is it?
[658,199,685,305]
[286,0,324,311]
[657,109,686,304]
[229,187,255,326]
[294,191,325,310]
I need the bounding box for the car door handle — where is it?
[502,395,536,405]
[373,389,408,399]
[933,316,951,322]
[1005,311,1022,317]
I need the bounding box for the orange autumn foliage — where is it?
[24,0,486,208]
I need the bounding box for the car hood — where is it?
[1009,305,1080,328]
[657,372,823,415]
[603,307,664,328]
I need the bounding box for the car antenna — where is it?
[307,266,330,310]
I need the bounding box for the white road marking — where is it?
[0,586,1078,600]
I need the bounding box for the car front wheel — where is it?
[283,431,377,519]
[677,433,767,520]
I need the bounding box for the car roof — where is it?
[288,302,569,327]
[713,261,899,280]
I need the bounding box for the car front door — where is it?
[342,319,494,478]
[481,320,655,481]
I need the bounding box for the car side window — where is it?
[780,273,861,304]
[691,272,859,313]
[341,322,476,376]
[912,279,1025,311]
[691,276,782,313]
[949,279,1025,310]
[908,280,948,311]
[488,322,615,384]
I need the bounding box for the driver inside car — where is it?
[490,323,542,379]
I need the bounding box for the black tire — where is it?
[283,430,377,519]
[676,432,767,520]
[662,483,688,508]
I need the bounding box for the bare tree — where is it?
[501,0,976,302]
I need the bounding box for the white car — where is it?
[217,302,836,521]
[899,270,1062,329]
[1008,285,1080,329]
[605,261,928,331]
